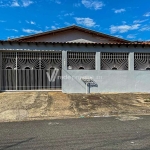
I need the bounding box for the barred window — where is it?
[101,53,129,70]
[67,52,95,70]
[134,53,150,70]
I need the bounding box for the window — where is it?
[24,67,31,70]
[134,53,150,70]
[67,52,95,70]
[146,68,150,70]
[50,67,55,70]
[101,53,129,70]
[79,67,85,70]
[112,67,117,70]
[6,66,12,70]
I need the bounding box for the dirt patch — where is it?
[68,93,150,117]
[0,92,150,122]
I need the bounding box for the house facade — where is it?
[0,25,150,93]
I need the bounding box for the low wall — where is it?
[62,70,150,93]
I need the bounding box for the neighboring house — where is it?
[0,25,150,93]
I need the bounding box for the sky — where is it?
[0,0,150,41]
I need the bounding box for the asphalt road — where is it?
[0,116,150,150]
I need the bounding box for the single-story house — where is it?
[0,25,150,93]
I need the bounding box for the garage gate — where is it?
[1,52,62,91]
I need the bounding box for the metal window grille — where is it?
[1,52,62,90]
[134,53,150,70]
[101,53,129,70]
[2,52,16,69]
[67,52,95,70]
[17,52,62,70]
